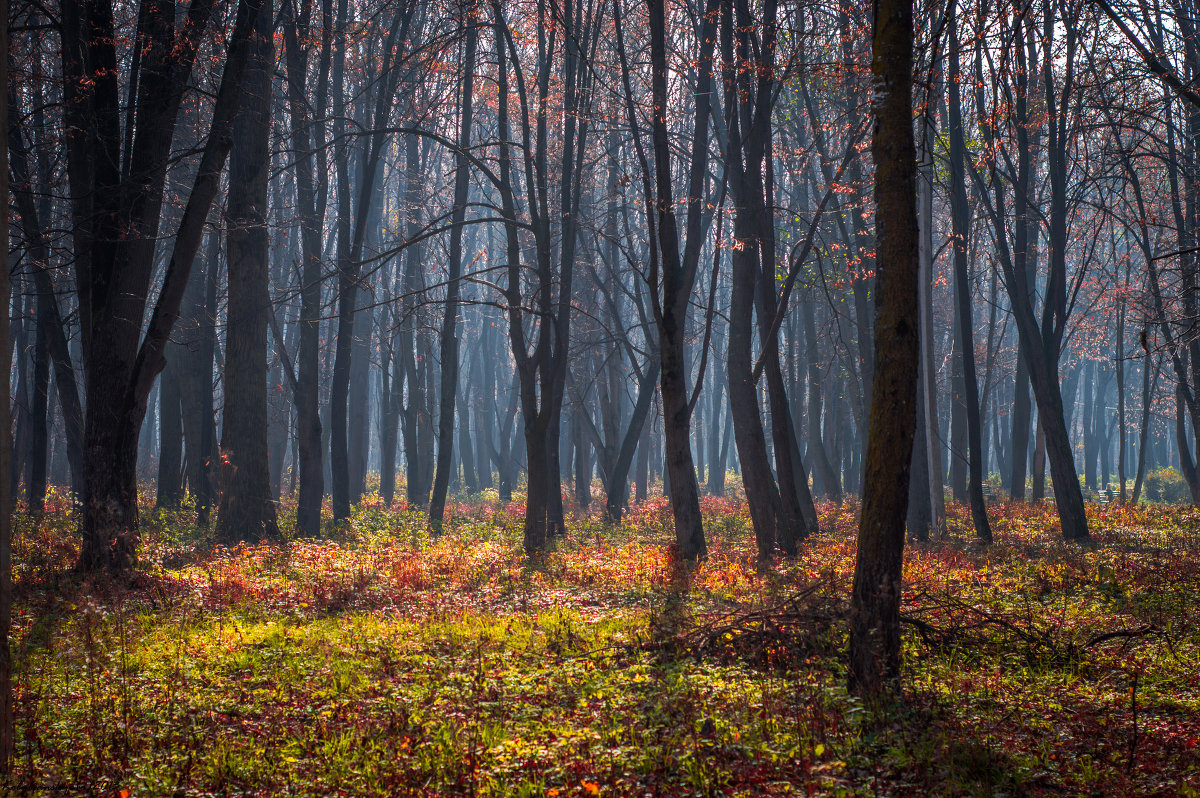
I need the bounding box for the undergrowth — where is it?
[6,488,1200,796]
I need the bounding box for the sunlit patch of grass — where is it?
[6,491,1200,795]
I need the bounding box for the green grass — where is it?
[5,489,1200,795]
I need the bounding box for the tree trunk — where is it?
[848,0,918,696]
[0,4,14,765]
[28,296,50,513]
[156,356,184,507]
[78,0,268,570]
[907,370,931,542]
[720,0,781,559]
[947,22,992,541]
[282,0,325,535]
[1132,345,1158,504]
[429,16,477,526]
[217,0,279,543]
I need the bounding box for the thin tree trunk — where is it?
[156,357,184,507]
[1117,299,1128,502]
[429,14,478,527]
[849,0,918,695]
[1132,344,1159,504]
[282,0,325,535]
[947,19,991,541]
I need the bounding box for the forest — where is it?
[0,0,1198,792]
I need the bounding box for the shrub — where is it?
[1144,466,1191,504]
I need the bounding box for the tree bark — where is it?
[156,356,184,507]
[0,0,14,764]
[217,0,280,543]
[429,13,478,529]
[947,17,992,541]
[282,0,326,535]
[848,0,918,696]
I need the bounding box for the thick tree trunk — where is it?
[1,9,14,766]
[77,0,267,569]
[217,0,279,543]
[720,0,781,559]
[523,422,551,555]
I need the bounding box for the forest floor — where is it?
[6,489,1200,797]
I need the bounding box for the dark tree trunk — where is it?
[803,302,841,500]
[429,15,478,527]
[401,135,430,509]
[641,0,717,559]
[283,0,325,535]
[328,0,410,520]
[77,0,268,571]
[707,371,726,496]
[907,370,931,542]
[947,22,991,541]
[217,0,279,543]
[7,95,85,495]
[0,13,13,759]
[720,0,779,559]
[1132,345,1158,504]
[156,356,183,507]
[604,363,659,522]
[28,296,50,513]
[948,318,968,502]
[848,0,918,695]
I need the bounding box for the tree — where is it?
[281,0,331,536]
[641,0,719,560]
[429,8,479,529]
[0,0,13,763]
[216,0,280,543]
[848,0,919,696]
[946,0,991,543]
[71,0,269,572]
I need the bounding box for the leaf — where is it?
[582,781,600,795]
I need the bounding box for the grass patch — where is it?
[5,491,1200,795]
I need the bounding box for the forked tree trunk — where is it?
[78,0,268,570]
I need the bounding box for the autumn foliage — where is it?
[4,490,1198,795]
